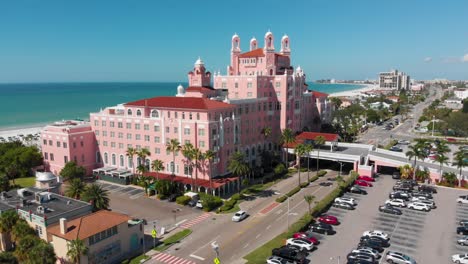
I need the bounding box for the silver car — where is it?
[386,251,416,264]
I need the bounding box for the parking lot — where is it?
[307,174,468,264]
[97,181,146,199]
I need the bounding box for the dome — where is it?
[232,33,239,39]
[296,66,302,71]
[194,57,204,66]
[36,171,57,182]
[282,34,289,40]
[250,37,257,42]
[265,30,273,38]
[177,84,185,95]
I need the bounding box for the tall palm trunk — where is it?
[307,154,310,182]
[316,149,320,174]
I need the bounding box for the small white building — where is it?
[454,88,468,100]
[369,102,391,110]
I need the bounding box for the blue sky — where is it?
[0,0,467,83]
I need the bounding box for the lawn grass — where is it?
[155,229,192,251]
[11,176,35,188]
[221,200,241,214]
[126,254,149,264]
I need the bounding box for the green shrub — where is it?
[200,193,223,212]
[274,164,287,176]
[286,186,301,197]
[317,170,327,177]
[219,199,237,212]
[309,175,319,183]
[157,194,167,200]
[176,196,191,205]
[276,195,288,203]
[300,182,309,188]
[231,193,244,201]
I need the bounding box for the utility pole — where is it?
[432,115,435,137]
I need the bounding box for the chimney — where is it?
[59,218,67,235]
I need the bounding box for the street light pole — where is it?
[287,196,290,231]
[431,115,435,137]
[172,208,181,227]
[330,256,341,264]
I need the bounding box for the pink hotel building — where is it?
[41,32,332,193]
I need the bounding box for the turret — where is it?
[188,57,211,87]
[280,35,290,55]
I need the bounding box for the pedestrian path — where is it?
[259,202,280,215]
[179,213,212,229]
[151,252,197,264]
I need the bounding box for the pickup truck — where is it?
[457,196,468,204]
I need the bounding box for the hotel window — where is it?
[154,125,160,132]
[127,133,132,139]
[135,124,140,130]
[263,102,267,111]
[56,141,61,147]
[110,121,115,127]
[167,111,171,118]
[127,109,132,116]
[184,128,190,135]
[275,82,280,88]
[43,139,47,145]
[175,112,178,118]
[95,130,100,136]
[181,112,185,119]
[247,92,252,97]
[295,101,300,110]
[247,82,252,88]
[174,127,178,134]
[235,82,238,88]
[135,134,141,140]
[198,129,205,136]
[196,113,200,120]
[104,153,108,164]
[118,132,123,138]
[222,82,227,88]
[94,120,99,126]
[199,141,205,148]
[136,110,142,116]
[102,121,106,126]
[127,144,132,148]
[110,132,115,138]
[269,102,273,111]
[144,124,149,131]
[151,110,159,118]
[189,113,193,120]
[118,122,123,128]
[73,142,76,148]
[136,145,141,150]
[119,143,124,149]
[50,153,54,161]
[111,154,116,165]
[102,131,107,137]
[119,155,124,167]
[82,154,85,162]
[184,140,190,145]
[44,152,48,160]
[166,127,170,133]
[103,141,108,146]
[144,135,150,142]
[126,123,131,129]
[154,136,160,143]
[154,148,160,154]
[111,142,116,148]
[276,92,281,97]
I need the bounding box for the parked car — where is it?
[411,191,433,199]
[398,140,410,145]
[457,196,468,204]
[350,186,368,195]
[363,230,389,241]
[378,204,402,215]
[358,176,375,182]
[286,238,314,251]
[351,248,381,259]
[385,251,417,264]
[410,196,432,202]
[317,214,339,225]
[417,199,436,209]
[457,236,468,246]
[195,200,203,209]
[309,222,334,235]
[360,236,390,248]
[292,232,319,245]
[393,185,413,192]
[319,181,333,186]
[407,202,431,211]
[398,179,418,187]
[392,172,401,179]
[187,199,198,207]
[232,210,247,222]
[266,256,295,264]
[346,252,375,263]
[385,199,406,207]
[460,220,468,226]
[418,185,437,194]
[452,253,468,263]
[333,201,355,210]
[355,180,373,187]
[272,246,307,263]
[390,146,403,152]
[335,197,357,206]
[389,192,410,201]
[357,240,384,253]
[457,226,468,235]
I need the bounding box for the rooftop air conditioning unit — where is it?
[37,206,44,214]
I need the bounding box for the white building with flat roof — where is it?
[379,69,410,90]
[454,88,468,100]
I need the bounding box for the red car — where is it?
[317,215,339,225]
[292,232,319,245]
[358,176,375,182]
[355,180,373,187]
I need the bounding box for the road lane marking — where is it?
[176,219,187,226]
[191,235,220,254]
[243,243,250,249]
[255,234,261,239]
[189,254,205,261]
[266,225,272,230]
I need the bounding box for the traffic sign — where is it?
[213,257,220,264]
[151,229,157,238]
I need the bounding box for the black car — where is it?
[398,179,418,187]
[319,182,333,186]
[272,246,307,263]
[389,146,403,152]
[460,220,468,226]
[333,202,355,210]
[411,191,433,199]
[393,185,413,192]
[378,204,402,215]
[457,226,468,235]
[392,172,401,179]
[309,222,334,235]
[418,185,437,193]
[346,252,375,263]
[187,199,198,207]
[360,236,390,247]
[346,259,374,264]
[357,240,384,253]
[389,192,410,201]
[350,186,367,195]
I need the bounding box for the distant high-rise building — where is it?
[378,69,410,90]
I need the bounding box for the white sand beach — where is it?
[328,83,378,97]
[0,126,43,143]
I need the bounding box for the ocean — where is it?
[0,82,364,130]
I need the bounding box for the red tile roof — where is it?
[125,97,234,110]
[311,90,329,98]
[47,210,130,241]
[238,48,265,58]
[186,86,215,92]
[297,132,339,142]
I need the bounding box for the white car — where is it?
[386,251,416,264]
[452,253,468,263]
[266,256,295,264]
[418,199,436,209]
[407,202,431,212]
[457,196,468,204]
[195,200,203,209]
[232,210,247,222]
[351,248,381,259]
[410,196,431,202]
[285,238,313,251]
[385,199,406,207]
[362,230,389,241]
[457,236,468,246]
[334,197,356,206]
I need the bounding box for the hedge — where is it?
[309,175,319,183]
[299,182,309,188]
[176,196,191,205]
[199,193,223,212]
[317,170,327,177]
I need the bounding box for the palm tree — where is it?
[14,235,39,262]
[454,148,467,187]
[314,136,326,175]
[399,164,414,180]
[11,220,35,244]
[304,195,315,215]
[66,179,86,199]
[304,144,313,182]
[67,239,88,264]
[228,152,250,193]
[0,210,19,251]
[434,154,449,181]
[137,148,151,171]
[281,128,295,166]
[28,240,56,264]
[192,148,203,192]
[181,143,195,189]
[166,139,181,177]
[126,147,137,175]
[405,139,429,180]
[81,184,110,211]
[204,150,216,193]
[294,144,307,187]
[151,159,164,181]
[0,252,18,264]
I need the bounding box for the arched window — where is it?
[111,154,116,166]
[96,151,101,163]
[104,153,108,164]
[120,155,124,167]
[145,159,150,171]
[151,110,159,118]
[127,109,132,116]
[245,149,249,157]
[128,156,133,168]
[136,109,142,116]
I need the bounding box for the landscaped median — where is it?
[155,228,192,251]
[243,171,358,264]
[275,172,324,203]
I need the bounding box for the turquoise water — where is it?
[0,82,363,129]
